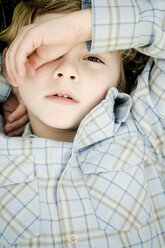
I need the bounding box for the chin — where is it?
[44,119,79,130]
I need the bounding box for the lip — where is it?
[45,89,79,104]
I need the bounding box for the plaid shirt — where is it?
[0,0,165,247]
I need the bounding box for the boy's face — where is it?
[18,15,121,139]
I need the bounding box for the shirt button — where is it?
[68,234,78,244]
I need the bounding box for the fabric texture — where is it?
[0,0,165,247]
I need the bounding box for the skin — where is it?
[2,87,28,136]
[3,9,92,136]
[18,14,121,142]
[5,9,92,86]
[2,49,28,136]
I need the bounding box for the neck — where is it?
[29,113,76,142]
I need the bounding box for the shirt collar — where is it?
[22,122,36,138]
[73,87,132,150]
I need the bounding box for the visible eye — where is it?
[84,56,104,64]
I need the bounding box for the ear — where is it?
[2,47,7,58]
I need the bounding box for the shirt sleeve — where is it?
[0,55,11,102]
[83,0,165,119]
[0,55,11,132]
[85,0,165,58]
[0,74,11,102]
[82,0,91,9]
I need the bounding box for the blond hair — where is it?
[0,0,148,93]
[0,0,81,48]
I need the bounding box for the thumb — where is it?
[28,45,69,70]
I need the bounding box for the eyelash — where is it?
[84,56,104,64]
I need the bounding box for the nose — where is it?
[52,58,79,81]
[55,73,76,80]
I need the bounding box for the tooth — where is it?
[54,93,73,99]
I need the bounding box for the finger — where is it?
[5,45,16,85]
[5,73,18,87]
[6,25,35,84]
[27,49,48,70]
[13,21,69,77]
[3,111,11,125]
[4,113,29,133]
[6,126,25,137]
[36,45,69,62]
[28,45,68,70]
[8,102,27,122]
[5,50,18,86]
[25,60,36,77]
[5,31,26,86]
[14,25,42,78]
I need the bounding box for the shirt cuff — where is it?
[82,0,91,9]
[82,0,92,51]
[89,0,153,53]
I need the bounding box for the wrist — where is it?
[73,9,92,44]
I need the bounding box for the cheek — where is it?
[18,82,36,106]
[86,66,119,88]
[82,79,108,109]
[82,70,119,109]
[85,73,113,97]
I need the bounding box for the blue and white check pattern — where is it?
[0,0,165,247]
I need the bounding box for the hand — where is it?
[5,9,92,86]
[2,87,29,136]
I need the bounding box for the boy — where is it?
[0,0,165,248]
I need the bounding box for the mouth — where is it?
[45,90,79,104]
